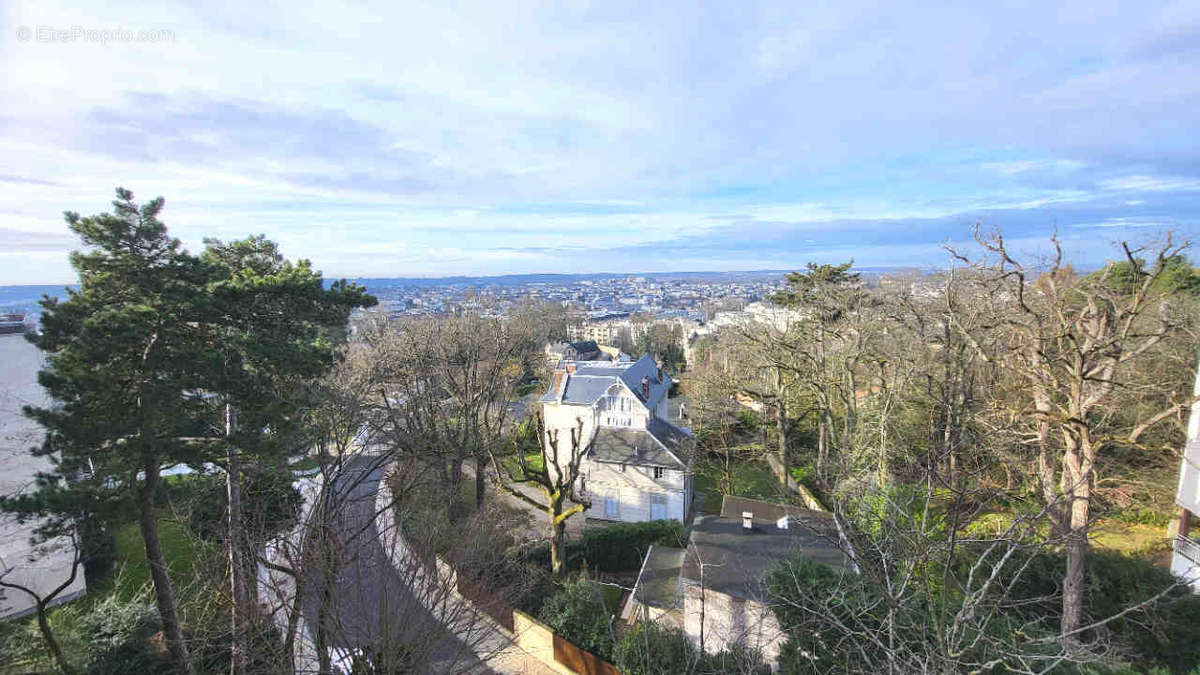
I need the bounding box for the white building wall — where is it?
[541,402,596,481]
[681,582,785,667]
[583,460,689,523]
[1176,360,1200,515]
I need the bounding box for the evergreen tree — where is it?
[2,189,374,674]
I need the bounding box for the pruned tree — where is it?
[489,414,589,576]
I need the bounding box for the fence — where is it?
[553,633,620,675]
[377,463,621,673]
[513,610,621,675]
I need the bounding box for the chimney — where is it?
[656,362,663,381]
[641,375,650,399]
[566,361,577,374]
[742,511,754,530]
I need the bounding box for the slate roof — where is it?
[547,340,605,359]
[681,497,849,599]
[586,418,694,469]
[539,353,671,408]
[634,545,686,610]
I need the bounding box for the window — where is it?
[653,466,665,480]
[620,463,626,472]
[649,493,667,520]
[605,494,619,518]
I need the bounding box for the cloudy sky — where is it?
[1,1,1198,284]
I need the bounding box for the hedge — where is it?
[525,519,687,573]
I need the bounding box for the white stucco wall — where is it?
[682,581,785,667]
[541,402,595,482]
[582,460,690,523]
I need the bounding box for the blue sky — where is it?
[1,1,1198,284]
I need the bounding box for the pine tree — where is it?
[2,189,374,674]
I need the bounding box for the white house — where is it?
[539,354,694,523]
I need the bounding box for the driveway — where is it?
[300,454,558,674]
[301,454,488,673]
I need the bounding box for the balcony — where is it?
[1171,535,1200,593]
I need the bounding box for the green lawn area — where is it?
[693,460,785,514]
[965,511,1172,563]
[502,450,545,477]
[81,518,205,606]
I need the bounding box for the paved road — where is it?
[301,454,489,673]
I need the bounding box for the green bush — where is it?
[1108,506,1173,528]
[77,595,171,674]
[615,622,694,675]
[616,622,770,675]
[577,520,686,572]
[788,463,813,486]
[996,550,1200,673]
[524,519,686,574]
[78,512,117,584]
[537,581,616,660]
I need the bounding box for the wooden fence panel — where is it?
[552,633,620,675]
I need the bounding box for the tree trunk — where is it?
[549,503,567,577]
[475,454,487,509]
[775,404,788,485]
[817,418,827,475]
[1061,492,1090,640]
[1060,440,1093,642]
[137,459,195,675]
[35,601,74,675]
[226,405,249,675]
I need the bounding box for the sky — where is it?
[1,1,1198,285]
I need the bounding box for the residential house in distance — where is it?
[625,495,849,668]
[543,340,608,364]
[539,354,694,523]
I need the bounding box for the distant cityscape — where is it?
[0,267,921,322]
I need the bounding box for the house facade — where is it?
[539,354,694,523]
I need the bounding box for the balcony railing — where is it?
[1175,535,1200,566]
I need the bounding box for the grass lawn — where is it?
[1091,519,1172,558]
[693,460,785,515]
[81,518,205,607]
[501,451,545,478]
[965,511,1172,564]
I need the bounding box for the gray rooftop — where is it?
[634,545,686,610]
[681,497,849,599]
[587,418,693,469]
[539,353,671,409]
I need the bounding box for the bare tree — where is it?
[948,229,1194,639]
[0,530,83,674]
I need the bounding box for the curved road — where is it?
[300,454,489,673]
